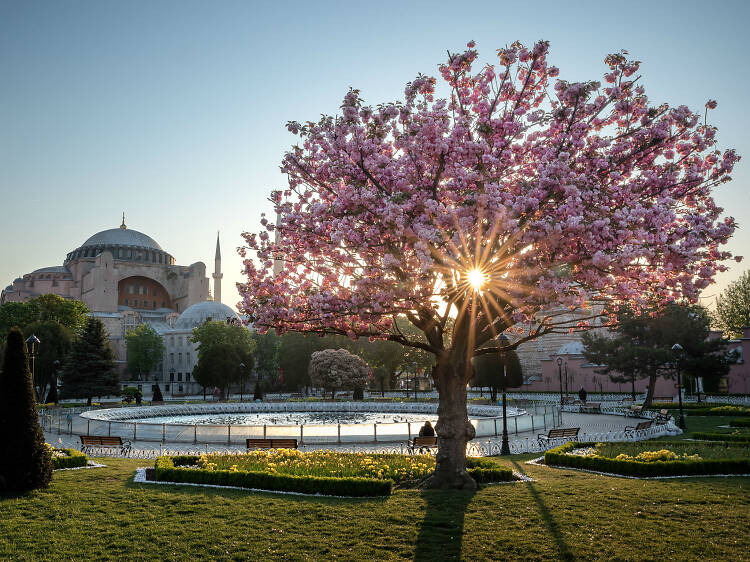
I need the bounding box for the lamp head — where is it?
[556,357,563,366]
[25,334,40,354]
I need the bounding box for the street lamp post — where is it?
[564,361,569,397]
[671,343,686,430]
[556,357,564,405]
[239,362,246,402]
[497,333,511,456]
[170,368,175,398]
[25,334,40,401]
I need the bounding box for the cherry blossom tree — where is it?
[239,40,739,489]
[308,348,371,399]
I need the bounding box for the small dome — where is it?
[174,301,240,330]
[80,228,162,251]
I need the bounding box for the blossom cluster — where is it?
[239,40,739,348]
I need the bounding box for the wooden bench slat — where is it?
[246,438,298,450]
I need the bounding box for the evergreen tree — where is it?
[471,348,523,403]
[152,384,164,402]
[714,270,750,339]
[0,327,53,491]
[60,318,119,406]
[253,381,263,401]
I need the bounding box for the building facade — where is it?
[1,217,238,396]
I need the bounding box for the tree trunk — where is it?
[642,374,657,409]
[631,377,636,400]
[490,386,498,403]
[87,396,92,406]
[422,359,477,490]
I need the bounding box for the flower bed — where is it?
[47,445,88,470]
[153,451,512,496]
[544,441,750,477]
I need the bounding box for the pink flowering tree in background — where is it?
[239,40,739,489]
[308,348,371,399]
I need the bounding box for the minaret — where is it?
[212,232,222,303]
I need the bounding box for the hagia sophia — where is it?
[1,215,238,397]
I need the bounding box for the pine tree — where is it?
[152,384,164,402]
[0,327,53,491]
[60,318,119,406]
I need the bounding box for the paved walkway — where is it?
[46,412,639,455]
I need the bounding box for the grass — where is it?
[1,455,749,560]
[659,414,747,440]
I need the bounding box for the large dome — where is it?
[80,228,162,251]
[65,220,174,265]
[174,300,240,330]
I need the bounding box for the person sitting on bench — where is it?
[418,421,435,437]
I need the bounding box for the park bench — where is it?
[407,436,438,454]
[79,435,131,455]
[624,419,654,437]
[538,427,580,447]
[624,405,644,417]
[246,438,298,450]
[580,402,601,414]
[655,409,673,424]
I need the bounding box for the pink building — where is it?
[528,334,749,398]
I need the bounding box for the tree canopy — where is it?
[125,323,165,380]
[59,317,119,405]
[471,348,523,402]
[713,270,750,339]
[239,40,738,489]
[191,321,255,399]
[582,304,733,407]
[308,348,371,399]
[22,321,74,402]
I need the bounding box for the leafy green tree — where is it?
[277,332,339,391]
[714,270,750,339]
[22,321,73,402]
[191,321,255,399]
[251,329,280,386]
[471,348,523,403]
[28,294,89,334]
[59,318,119,406]
[125,324,165,380]
[0,327,53,491]
[582,304,733,408]
[0,302,37,343]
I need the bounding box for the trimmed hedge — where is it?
[650,404,750,417]
[544,442,750,477]
[52,449,88,470]
[155,456,393,497]
[729,418,750,428]
[466,457,514,483]
[692,432,750,443]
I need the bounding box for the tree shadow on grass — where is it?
[414,488,475,562]
[511,460,574,561]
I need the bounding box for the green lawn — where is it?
[1,455,748,561]
[660,414,749,440]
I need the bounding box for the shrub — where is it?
[544,441,750,477]
[692,432,750,443]
[466,457,514,482]
[154,456,392,497]
[48,447,88,470]
[729,418,750,428]
[0,328,53,491]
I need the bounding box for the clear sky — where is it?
[1,0,748,311]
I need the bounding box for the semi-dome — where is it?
[556,341,585,356]
[174,300,240,330]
